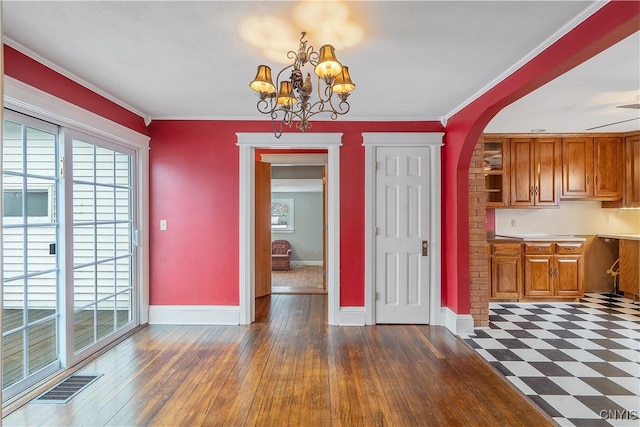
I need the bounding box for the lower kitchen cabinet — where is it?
[489,242,522,300]
[524,253,553,297]
[619,239,639,300]
[523,241,584,299]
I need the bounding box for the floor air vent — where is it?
[33,373,102,404]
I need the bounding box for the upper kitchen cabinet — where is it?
[603,131,640,208]
[561,136,623,201]
[510,137,559,207]
[483,137,509,207]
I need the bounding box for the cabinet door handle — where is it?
[554,268,559,278]
[534,186,539,195]
[595,176,599,186]
[549,267,554,277]
[530,186,534,196]
[586,175,590,185]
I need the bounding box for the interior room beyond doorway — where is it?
[270,164,327,295]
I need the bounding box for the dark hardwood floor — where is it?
[3,295,553,426]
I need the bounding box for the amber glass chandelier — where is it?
[249,32,355,138]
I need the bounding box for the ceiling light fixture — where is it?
[249,32,355,138]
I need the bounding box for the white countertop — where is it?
[499,234,587,242]
[598,233,640,241]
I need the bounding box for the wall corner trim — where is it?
[149,305,240,325]
[339,306,366,326]
[441,307,475,337]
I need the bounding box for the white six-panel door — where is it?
[375,147,431,324]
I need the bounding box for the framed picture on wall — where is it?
[271,198,294,232]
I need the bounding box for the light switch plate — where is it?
[160,219,167,231]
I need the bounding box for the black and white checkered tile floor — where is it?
[465,293,640,427]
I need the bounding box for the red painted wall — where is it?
[486,209,496,232]
[3,45,147,134]
[147,120,444,306]
[148,121,241,304]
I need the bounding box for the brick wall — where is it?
[469,138,489,327]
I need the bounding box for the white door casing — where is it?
[363,132,443,326]
[236,133,342,325]
[375,146,431,323]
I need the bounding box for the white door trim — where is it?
[3,76,151,326]
[362,132,444,325]
[236,132,342,325]
[260,153,328,165]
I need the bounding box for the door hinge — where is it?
[375,227,380,236]
[375,292,380,301]
[59,156,65,178]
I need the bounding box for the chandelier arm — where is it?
[274,64,294,87]
[256,97,276,115]
[268,105,311,135]
[249,31,353,136]
[307,47,318,66]
[301,103,335,122]
[326,96,351,116]
[314,75,330,103]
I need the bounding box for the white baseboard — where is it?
[339,306,366,326]
[441,307,475,337]
[290,261,323,267]
[149,305,240,325]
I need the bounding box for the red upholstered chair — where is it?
[272,240,292,271]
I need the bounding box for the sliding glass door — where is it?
[70,137,135,355]
[2,111,61,396]
[2,110,138,400]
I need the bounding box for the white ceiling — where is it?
[2,1,639,133]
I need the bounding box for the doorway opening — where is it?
[236,133,342,325]
[268,162,327,295]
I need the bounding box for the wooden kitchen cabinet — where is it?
[561,136,623,200]
[624,133,640,207]
[523,241,583,299]
[523,242,554,297]
[555,243,584,296]
[619,239,639,300]
[510,137,559,207]
[603,132,640,208]
[489,242,522,300]
[483,137,509,207]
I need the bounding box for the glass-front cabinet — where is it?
[483,137,509,207]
